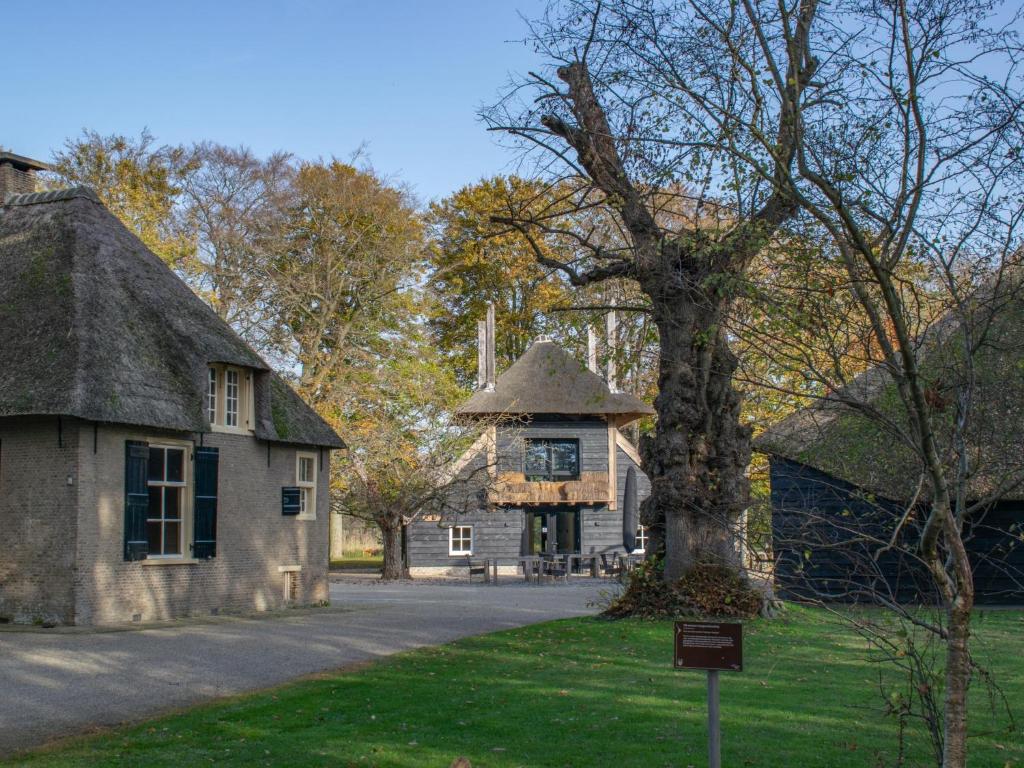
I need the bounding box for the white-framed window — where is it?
[207,364,254,433]
[635,524,649,554]
[296,452,317,520]
[147,444,189,557]
[225,369,239,427]
[449,525,473,556]
[207,368,217,424]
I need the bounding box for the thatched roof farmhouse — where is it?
[0,156,343,626]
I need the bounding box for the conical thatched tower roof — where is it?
[0,187,343,448]
[458,338,654,424]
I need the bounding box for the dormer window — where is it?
[207,364,254,433]
[207,368,217,423]
[225,369,240,427]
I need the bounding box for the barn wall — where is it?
[769,457,1024,604]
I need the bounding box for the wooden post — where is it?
[708,670,721,768]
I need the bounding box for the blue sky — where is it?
[4,0,547,203]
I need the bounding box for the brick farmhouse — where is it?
[0,154,344,626]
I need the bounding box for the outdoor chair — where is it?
[599,553,622,577]
[468,559,490,583]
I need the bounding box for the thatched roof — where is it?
[755,275,1024,502]
[458,339,654,424]
[0,188,343,448]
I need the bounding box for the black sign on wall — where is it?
[281,486,301,516]
[674,621,743,671]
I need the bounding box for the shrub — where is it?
[604,558,762,619]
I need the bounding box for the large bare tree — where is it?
[486,0,816,581]
[713,0,1023,763]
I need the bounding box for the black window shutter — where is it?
[193,447,219,559]
[124,440,149,561]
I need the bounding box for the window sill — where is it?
[449,552,473,557]
[142,558,202,566]
[295,514,317,522]
[210,424,255,436]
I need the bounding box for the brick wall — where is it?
[74,423,331,625]
[0,163,38,201]
[0,416,80,624]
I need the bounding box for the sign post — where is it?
[674,621,743,768]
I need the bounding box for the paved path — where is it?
[0,578,612,756]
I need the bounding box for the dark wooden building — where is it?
[755,284,1024,604]
[406,316,654,576]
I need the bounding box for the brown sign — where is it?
[674,621,743,671]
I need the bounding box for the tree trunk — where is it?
[943,599,972,768]
[941,519,975,768]
[640,289,751,582]
[379,518,409,580]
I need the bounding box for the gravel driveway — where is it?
[0,577,613,756]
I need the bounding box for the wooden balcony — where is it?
[490,471,611,505]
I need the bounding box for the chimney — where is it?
[0,151,49,203]
[605,311,618,393]
[477,319,487,390]
[587,326,599,374]
[477,303,496,391]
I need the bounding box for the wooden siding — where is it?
[616,443,651,512]
[770,457,1024,605]
[407,508,524,567]
[496,419,608,474]
[493,419,611,505]
[407,419,656,566]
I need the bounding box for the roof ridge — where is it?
[3,186,102,207]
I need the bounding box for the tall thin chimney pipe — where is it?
[477,319,488,390]
[605,311,618,393]
[485,303,496,390]
[587,326,598,374]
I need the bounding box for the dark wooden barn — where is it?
[755,283,1024,605]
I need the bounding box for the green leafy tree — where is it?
[50,129,198,274]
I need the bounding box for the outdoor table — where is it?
[567,554,600,577]
[518,556,543,583]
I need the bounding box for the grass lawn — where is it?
[8,606,1022,768]
[330,551,383,571]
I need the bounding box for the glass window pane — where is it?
[299,457,313,483]
[148,448,165,482]
[550,441,578,476]
[208,368,218,423]
[147,520,161,551]
[524,441,548,476]
[148,487,162,517]
[163,487,181,521]
[162,522,181,555]
[166,449,184,483]
[225,369,239,427]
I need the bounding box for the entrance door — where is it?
[524,507,580,555]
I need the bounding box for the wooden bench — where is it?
[468,559,498,584]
